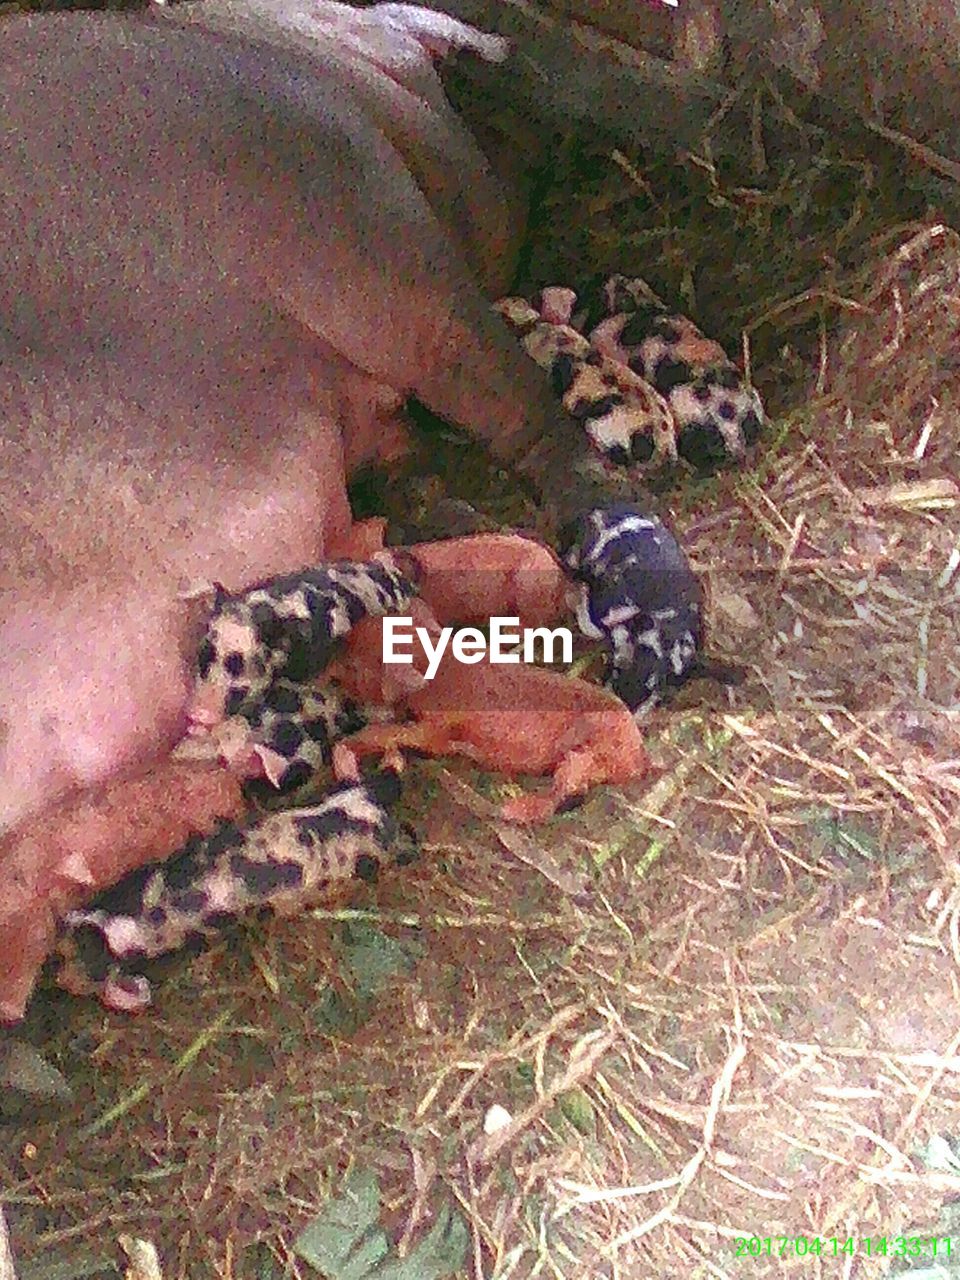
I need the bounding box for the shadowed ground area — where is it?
[2,39,960,1280]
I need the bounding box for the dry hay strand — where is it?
[825,222,960,438]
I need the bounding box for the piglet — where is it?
[326,551,649,823]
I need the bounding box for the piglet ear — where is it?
[212,582,230,611]
[371,4,511,63]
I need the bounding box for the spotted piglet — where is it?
[495,275,764,475]
[559,505,705,716]
[223,678,378,798]
[57,768,415,1012]
[493,295,678,472]
[187,557,418,732]
[588,275,764,471]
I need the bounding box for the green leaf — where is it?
[293,1169,467,1280]
[294,1169,389,1279]
[14,1254,117,1280]
[375,1203,468,1280]
[337,922,422,1003]
[0,1039,74,1104]
[241,1242,283,1280]
[310,987,368,1038]
[557,1088,596,1136]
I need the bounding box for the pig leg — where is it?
[186,41,599,504]
[499,750,608,825]
[1,8,614,547]
[249,128,556,467]
[327,518,395,561]
[334,714,648,827]
[499,717,651,825]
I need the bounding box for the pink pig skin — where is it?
[0,0,572,856]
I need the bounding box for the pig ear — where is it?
[372,4,511,63]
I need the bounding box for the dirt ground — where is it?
[3,38,960,1280]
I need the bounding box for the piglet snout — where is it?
[102,974,153,1014]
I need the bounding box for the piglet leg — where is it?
[333,721,487,781]
[500,748,621,825]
